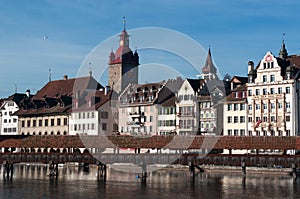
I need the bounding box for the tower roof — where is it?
[202,48,217,74]
[279,36,288,59]
[109,19,133,64]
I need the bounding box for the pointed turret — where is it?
[109,49,115,63]
[201,48,218,80]
[279,34,288,59]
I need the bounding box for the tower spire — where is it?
[279,33,288,59]
[123,16,126,30]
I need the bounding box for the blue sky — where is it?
[0,0,300,98]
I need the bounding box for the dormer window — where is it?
[235,92,239,98]
[287,73,291,80]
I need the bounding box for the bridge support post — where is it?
[189,161,195,180]
[292,163,297,181]
[2,161,14,180]
[141,162,147,184]
[49,161,59,177]
[241,161,246,175]
[97,162,107,182]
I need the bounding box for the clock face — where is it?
[265,55,273,62]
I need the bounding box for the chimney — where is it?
[248,61,254,74]
[105,86,110,95]
[75,90,80,99]
[26,89,30,97]
[63,75,68,80]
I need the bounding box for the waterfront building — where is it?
[118,82,164,135]
[118,78,182,136]
[69,87,119,136]
[223,76,248,136]
[246,40,300,137]
[199,48,229,135]
[0,91,32,135]
[15,75,103,135]
[176,78,205,135]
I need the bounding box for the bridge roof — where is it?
[1,135,300,150]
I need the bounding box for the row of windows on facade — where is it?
[227,116,246,123]
[158,107,176,115]
[120,126,154,133]
[248,102,290,111]
[200,112,215,119]
[72,123,118,132]
[3,127,17,133]
[200,122,215,129]
[2,111,14,116]
[72,112,95,119]
[248,86,290,96]
[21,118,68,128]
[248,115,290,123]
[21,131,67,136]
[200,102,213,109]
[248,130,291,136]
[179,119,194,129]
[3,118,17,123]
[178,94,195,101]
[227,129,246,136]
[227,103,246,111]
[178,106,194,115]
[71,123,96,131]
[232,91,246,99]
[158,120,176,127]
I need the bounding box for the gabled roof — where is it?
[70,89,117,112]
[231,76,248,84]
[1,93,33,108]
[186,78,205,93]
[225,84,247,102]
[34,76,103,100]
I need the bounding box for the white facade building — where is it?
[246,50,300,137]
[0,93,31,135]
[176,79,204,135]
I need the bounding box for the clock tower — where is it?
[108,19,139,93]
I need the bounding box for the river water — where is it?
[0,164,300,199]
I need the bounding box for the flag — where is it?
[255,119,262,128]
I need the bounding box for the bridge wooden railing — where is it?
[1,152,300,168]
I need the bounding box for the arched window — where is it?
[57,131,60,135]
[51,131,54,135]
[63,131,67,135]
[38,132,42,135]
[44,131,48,135]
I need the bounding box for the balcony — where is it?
[129,112,144,118]
[127,121,144,127]
[177,112,194,117]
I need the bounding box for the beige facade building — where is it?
[15,75,103,135]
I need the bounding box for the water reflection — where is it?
[0,164,300,199]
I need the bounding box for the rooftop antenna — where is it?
[123,16,126,30]
[89,62,92,77]
[49,68,52,82]
[15,84,17,93]
[282,33,286,42]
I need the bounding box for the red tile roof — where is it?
[34,76,103,100]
